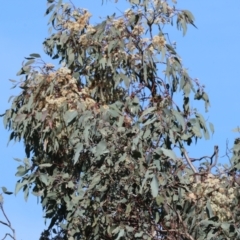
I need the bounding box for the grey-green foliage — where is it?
[2,0,240,239]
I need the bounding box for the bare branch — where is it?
[190,155,211,162]
[183,150,197,173]
[221,139,232,164]
[0,220,9,227]
[0,201,16,240]
[1,233,15,240]
[208,145,219,172]
[183,150,200,182]
[0,206,11,227]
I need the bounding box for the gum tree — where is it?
[2,0,240,239]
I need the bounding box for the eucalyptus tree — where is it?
[2,0,240,239]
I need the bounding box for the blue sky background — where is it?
[0,1,240,239]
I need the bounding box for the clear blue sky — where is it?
[0,1,240,239]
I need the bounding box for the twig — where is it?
[0,201,16,240]
[0,220,9,227]
[1,233,15,240]
[183,150,200,182]
[175,210,195,240]
[208,145,219,171]
[190,155,211,162]
[165,203,195,240]
[225,139,231,161]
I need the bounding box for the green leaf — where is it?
[183,10,195,21]
[209,122,214,134]
[112,226,120,235]
[1,187,13,195]
[202,92,210,112]
[73,142,83,164]
[16,68,25,76]
[45,4,55,16]
[14,113,26,122]
[29,53,41,58]
[139,107,156,122]
[196,113,206,129]
[150,175,159,197]
[77,54,83,65]
[15,165,28,177]
[143,129,151,139]
[134,231,144,237]
[206,199,214,218]
[161,148,177,161]
[67,50,75,66]
[166,44,177,55]
[40,174,49,186]
[173,194,178,201]
[96,140,109,155]
[125,226,134,232]
[192,124,202,138]
[156,195,164,205]
[116,229,125,240]
[142,116,157,126]
[99,57,106,69]
[13,157,22,162]
[119,72,130,88]
[125,203,132,217]
[173,110,185,130]
[24,59,35,66]
[203,128,210,140]
[15,180,28,195]
[24,186,29,201]
[155,212,160,223]
[27,94,34,112]
[181,18,187,36]
[108,40,115,54]
[221,222,230,231]
[63,110,78,126]
[161,46,166,61]
[24,57,35,60]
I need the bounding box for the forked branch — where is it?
[0,195,16,240]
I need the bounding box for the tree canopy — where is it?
[2,0,240,239]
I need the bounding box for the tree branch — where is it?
[208,145,219,172]
[0,220,9,227]
[183,150,200,182]
[1,233,15,240]
[0,198,16,240]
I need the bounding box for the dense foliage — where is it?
[2,0,240,239]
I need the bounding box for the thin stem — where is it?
[1,233,15,240]
[208,145,219,172]
[183,150,200,182]
[0,203,16,240]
